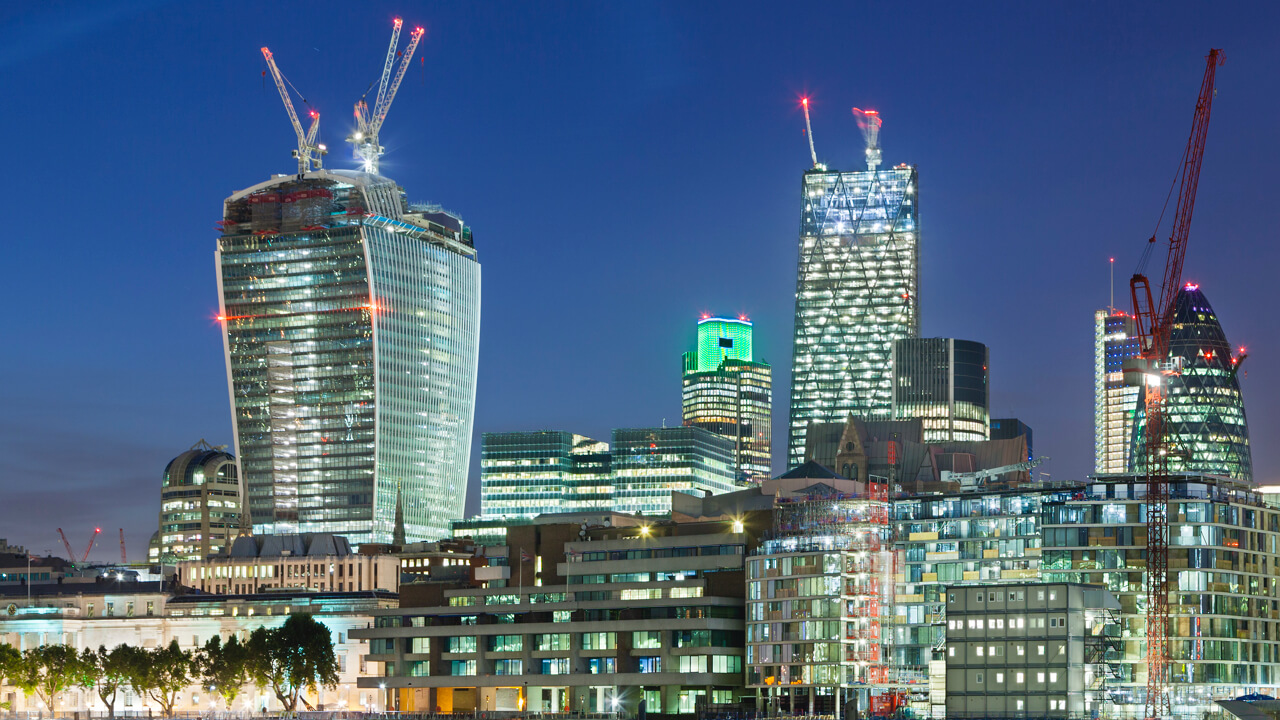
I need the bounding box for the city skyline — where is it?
[3,2,1279,559]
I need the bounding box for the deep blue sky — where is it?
[2,2,1277,561]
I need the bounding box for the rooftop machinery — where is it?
[1124,48,1224,720]
[261,47,326,175]
[348,18,425,175]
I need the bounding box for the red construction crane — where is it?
[1127,48,1223,720]
[119,529,127,564]
[82,527,102,563]
[56,529,76,563]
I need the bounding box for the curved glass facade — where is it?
[1131,285,1251,482]
[217,169,479,545]
[891,337,989,443]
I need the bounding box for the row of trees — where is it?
[0,613,341,714]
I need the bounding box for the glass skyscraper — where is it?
[682,316,772,481]
[1094,310,1141,473]
[216,169,480,545]
[891,337,989,443]
[1130,283,1251,482]
[788,158,919,468]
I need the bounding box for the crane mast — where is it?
[82,527,101,563]
[1129,48,1223,720]
[261,47,326,175]
[349,19,425,174]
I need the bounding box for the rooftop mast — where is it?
[348,18,425,175]
[852,108,882,171]
[261,47,326,175]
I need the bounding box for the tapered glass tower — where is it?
[1131,284,1251,482]
[216,169,480,545]
[787,118,919,468]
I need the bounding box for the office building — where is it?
[481,432,611,519]
[682,316,772,482]
[892,338,989,443]
[354,513,756,715]
[942,583,1121,719]
[175,533,399,595]
[156,440,243,562]
[1130,283,1252,482]
[1042,472,1280,713]
[217,170,480,545]
[990,418,1034,461]
[892,486,1083,717]
[479,428,737,520]
[787,114,919,468]
[1094,310,1141,473]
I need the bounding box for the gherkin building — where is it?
[1131,283,1252,482]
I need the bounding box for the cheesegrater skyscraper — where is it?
[216,169,480,545]
[787,108,920,467]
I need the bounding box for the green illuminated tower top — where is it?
[684,316,753,374]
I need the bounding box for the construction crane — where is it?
[119,529,127,564]
[941,457,1048,492]
[801,97,819,168]
[348,18,425,175]
[82,527,101,563]
[261,47,326,175]
[56,529,76,563]
[1125,48,1223,720]
[851,108,882,171]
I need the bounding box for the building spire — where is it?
[392,481,407,546]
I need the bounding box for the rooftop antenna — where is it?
[349,18,425,175]
[851,108,882,171]
[261,47,326,175]
[1109,257,1115,313]
[801,97,819,168]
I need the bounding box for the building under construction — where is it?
[216,22,480,545]
[787,106,920,469]
[744,465,902,716]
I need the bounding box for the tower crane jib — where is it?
[261,47,326,175]
[349,19,425,175]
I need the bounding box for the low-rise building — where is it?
[175,533,399,594]
[0,582,394,714]
[942,582,1121,719]
[354,512,760,715]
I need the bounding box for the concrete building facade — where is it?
[943,582,1121,719]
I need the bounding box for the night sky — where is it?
[3,2,1277,561]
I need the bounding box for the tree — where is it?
[0,644,19,711]
[125,640,194,716]
[10,644,86,712]
[247,614,339,711]
[79,645,133,717]
[200,634,250,709]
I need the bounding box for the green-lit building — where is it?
[682,316,772,482]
